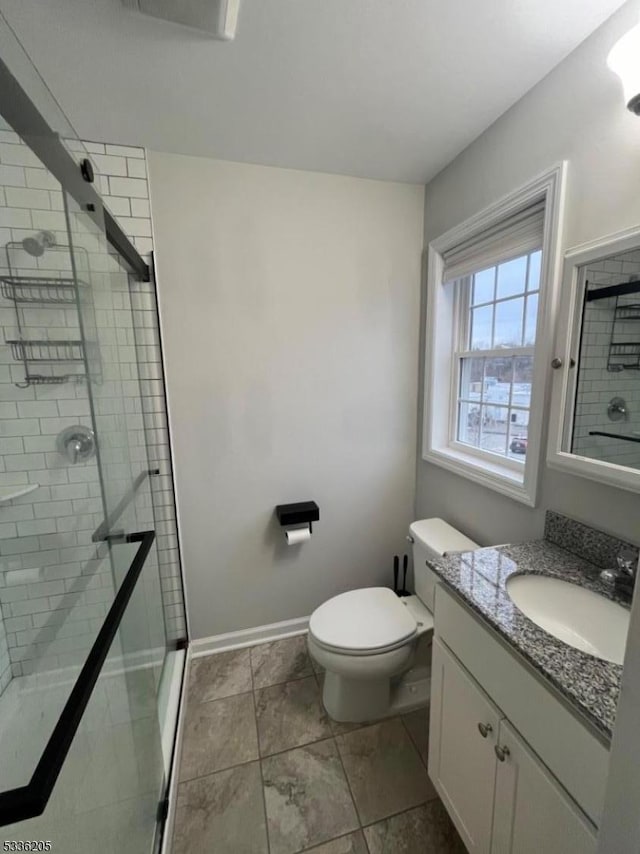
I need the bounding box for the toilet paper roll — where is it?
[285,525,311,545]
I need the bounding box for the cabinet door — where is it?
[491,720,598,854]
[429,638,502,854]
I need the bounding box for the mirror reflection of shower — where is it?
[570,246,640,470]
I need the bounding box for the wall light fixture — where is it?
[608,23,640,115]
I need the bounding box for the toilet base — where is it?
[322,664,431,723]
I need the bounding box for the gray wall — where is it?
[148,153,424,639]
[417,0,640,547]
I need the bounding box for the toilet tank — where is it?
[410,518,479,612]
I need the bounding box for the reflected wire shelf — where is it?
[7,339,85,362]
[0,276,80,304]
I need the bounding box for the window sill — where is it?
[423,444,536,507]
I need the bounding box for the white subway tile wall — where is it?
[572,251,640,468]
[0,130,185,691]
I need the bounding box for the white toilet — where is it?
[307,518,478,722]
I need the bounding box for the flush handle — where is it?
[495,744,510,762]
[477,722,493,738]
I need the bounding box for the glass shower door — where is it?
[0,57,175,853]
[64,187,169,848]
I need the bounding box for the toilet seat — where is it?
[308,587,418,656]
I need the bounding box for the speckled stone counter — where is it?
[429,538,630,741]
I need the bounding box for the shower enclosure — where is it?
[0,17,187,853]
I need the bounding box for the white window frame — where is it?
[422,163,567,507]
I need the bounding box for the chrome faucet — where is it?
[600,549,638,598]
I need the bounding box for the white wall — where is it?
[148,153,424,639]
[417,0,640,546]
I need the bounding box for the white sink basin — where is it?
[506,574,630,664]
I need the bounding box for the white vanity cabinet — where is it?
[429,588,603,854]
[429,637,501,852]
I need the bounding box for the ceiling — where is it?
[0,0,628,183]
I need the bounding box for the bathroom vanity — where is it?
[425,513,634,854]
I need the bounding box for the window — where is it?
[453,249,540,465]
[423,165,566,506]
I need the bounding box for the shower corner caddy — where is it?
[1,274,88,387]
[607,297,640,373]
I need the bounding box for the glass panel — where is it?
[0,131,115,790]
[3,578,166,852]
[513,355,534,408]
[527,249,542,291]
[64,183,169,746]
[459,356,485,401]
[457,400,481,447]
[496,256,527,299]
[470,305,493,350]
[483,356,514,408]
[472,267,495,305]
[480,405,509,455]
[569,255,640,469]
[508,411,529,460]
[0,30,182,845]
[524,293,538,346]
[494,297,524,348]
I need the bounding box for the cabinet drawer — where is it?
[434,583,609,826]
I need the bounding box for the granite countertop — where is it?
[429,539,629,741]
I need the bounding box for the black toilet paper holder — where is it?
[275,501,319,533]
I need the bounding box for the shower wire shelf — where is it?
[24,373,86,385]
[615,303,640,321]
[7,339,85,362]
[607,292,640,371]
[0,275,81,304]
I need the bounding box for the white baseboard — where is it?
[189,615,310,658]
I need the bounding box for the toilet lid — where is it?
[309,587,417,652]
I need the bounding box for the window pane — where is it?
[524,293,538,345]
[472,267,494,305]
[483,357,513,407]
[494,297,524,348]
[527,250,542,291]
[459,356,485,400]
[508,411,529,460]
[480,405,508,455]
[457,400,481,447]
[497,256,527,299]
[470,304,493,350]
[513,356,533,408]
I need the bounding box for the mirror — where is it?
[548,228,640,491]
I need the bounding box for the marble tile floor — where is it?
[172,635,466,854]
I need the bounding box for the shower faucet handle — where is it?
[608,397,628,421]
[57,425,96,464]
